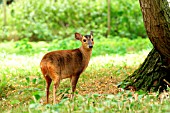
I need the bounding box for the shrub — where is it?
[0,0,146,41]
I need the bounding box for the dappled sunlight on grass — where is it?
[75,50,150,95]
[90,49,149,68]
[0,54,40,68]
[0,50,151,112]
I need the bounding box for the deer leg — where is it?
[71,75,80,99]
[53,77,60,104]
[45,76,52,104]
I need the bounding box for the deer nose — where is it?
[89,45,93,48]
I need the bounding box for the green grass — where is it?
[1,37,170,113]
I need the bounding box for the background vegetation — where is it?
[0,0,146,41]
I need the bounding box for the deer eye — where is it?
[92,39,93,41]
[83,39,86,42]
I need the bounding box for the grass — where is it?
[1,37,170,112]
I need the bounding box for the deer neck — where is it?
[79,46,92,65]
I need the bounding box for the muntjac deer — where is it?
[40,31,94,104]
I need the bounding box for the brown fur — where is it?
[40,32,94,104]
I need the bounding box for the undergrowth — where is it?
[1,37,169,113]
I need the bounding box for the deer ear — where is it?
[90,31,93,36]
[75,33,82,40]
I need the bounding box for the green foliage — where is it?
[2,36,152,56]
[23,92,170,112]
[0,0,146,41]
[44,37,152,56]
[110,0,146,38]
[15,38,34,53]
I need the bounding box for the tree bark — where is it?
[3,0,7,26]
[107,0,111,37]
[140,0,170,58]
[120,0,170,92]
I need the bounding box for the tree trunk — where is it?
[3,0,7,26]
[107,0,111,37]
[120,0,170,92]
